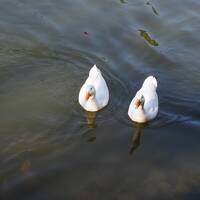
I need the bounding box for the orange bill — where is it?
[134,98,141,108]
[85,92,92,100]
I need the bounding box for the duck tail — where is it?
[89,64,101,79]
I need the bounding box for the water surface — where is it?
[0,0,200,199]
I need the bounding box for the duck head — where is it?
[85,85,96,101]
[142,76,158,90]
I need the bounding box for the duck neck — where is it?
[87,97,99,111]
[138,104,145,114]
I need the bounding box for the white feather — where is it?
[128,76,159,123]
[79,65,109,112]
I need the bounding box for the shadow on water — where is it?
[129,122,148,155]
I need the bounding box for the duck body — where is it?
[79,65,109,112]
[128,76,158,123]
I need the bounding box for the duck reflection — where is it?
[86,111,96,128]
[83,111,97,142]
[129,122,148,155]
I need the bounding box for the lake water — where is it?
[0,0,200,199]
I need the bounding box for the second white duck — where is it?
[128,76,158,123]
[79,65,109,112]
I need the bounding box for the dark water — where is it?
[0,0,200,199]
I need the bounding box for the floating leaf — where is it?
[146,1,151,5]
[145,1,159,16]
[139,29,159,46]
[120,0,127,3]
[83,31,89,35]
[152,6,159,15]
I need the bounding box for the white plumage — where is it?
[128,76,159,123]
[79,65,109,112]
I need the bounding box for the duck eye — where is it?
[141,96,145,101]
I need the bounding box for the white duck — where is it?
[128,76,158,123]
[79,65,109,112]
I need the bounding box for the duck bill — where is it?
[134,98,142,109]
[85,92,92,101]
